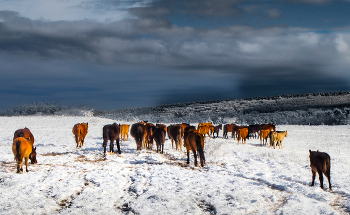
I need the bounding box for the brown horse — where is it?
[14,127,35,145]
[259,129,270,146]
[168,124,184,151]
[143,123,155,150]
[131,122,146,150]
[261,124,276,132]
[212,124,222,138]
[183,131,205,167]
[156,124,167,133]
[223,124,235,138]
[102,123,121,154]
[198,124,214,138]
[184,125,196,132]
[237,127,249,144]
[248,124,261,139]
[120,124,130,141]
[153,126,166,153]
[72,123,88,148]
[12,137,37,173]
[309,150,331,190]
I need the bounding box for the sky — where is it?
[1,0,350,110]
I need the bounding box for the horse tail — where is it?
[195,134,205,167]
[15,139,21,161]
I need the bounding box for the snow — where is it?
[0,116,349,214]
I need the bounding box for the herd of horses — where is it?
[10,121,331,190]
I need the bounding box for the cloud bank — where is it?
[0,0,350,110]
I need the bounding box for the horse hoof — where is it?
[110,152,114,155]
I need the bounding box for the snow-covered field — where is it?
[0,116,349,214]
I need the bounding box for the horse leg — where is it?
[193,149,198,166]
[326,169,331,190]
[179,138,183,151]
[116,138,121,154]
[17,159,23,173]
[318,169,324,189]
[103,140,107,154]
[25,157,29,172]
[110,140,114,155]
[186,150,190,164]
[311,170,316,186]
[75,136,79,148]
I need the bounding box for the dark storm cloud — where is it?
[1,3,350,110]
[287,0,334,4]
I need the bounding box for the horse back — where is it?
[103,123,120,141]
[309,150,330,173]
[12,137,32,161]
[14,128,35,145]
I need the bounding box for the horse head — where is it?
[30,147,37,164]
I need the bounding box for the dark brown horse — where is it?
[153,126,166,153]
[184,125,196,132]
[131,122,146,150]
[72,123,88,148]
[183,131,205,167]
[212,124,222,138]
[248,124,261,139]
[309,150,331,190]
[102,123,121,154]
[12,137,37,173]
[168,124,184,151]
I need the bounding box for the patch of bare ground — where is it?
[330,190,350,214]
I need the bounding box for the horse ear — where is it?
[309,149,311,154]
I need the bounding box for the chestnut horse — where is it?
[183,131,205,167]
[259,129,271,146]
[12,137,37,173]
[237,127,249,144]
[309,150,331,190]
[72,123,88,148]
[143,123,155,150]
[14,127,35,145]
[223,124,235,139]
[261,124,276,132]
[102,123,121,154]
[120,124,130,141]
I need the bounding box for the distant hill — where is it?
[98,91,350,125]
[2,92,350,125]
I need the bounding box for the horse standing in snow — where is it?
[12,137,37,173]
[131,122,146,151]
[309,150,331,190]
[183,131,205,167]
[102,123,121,155]
[153,126,166,154]
[72,123,88,148]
